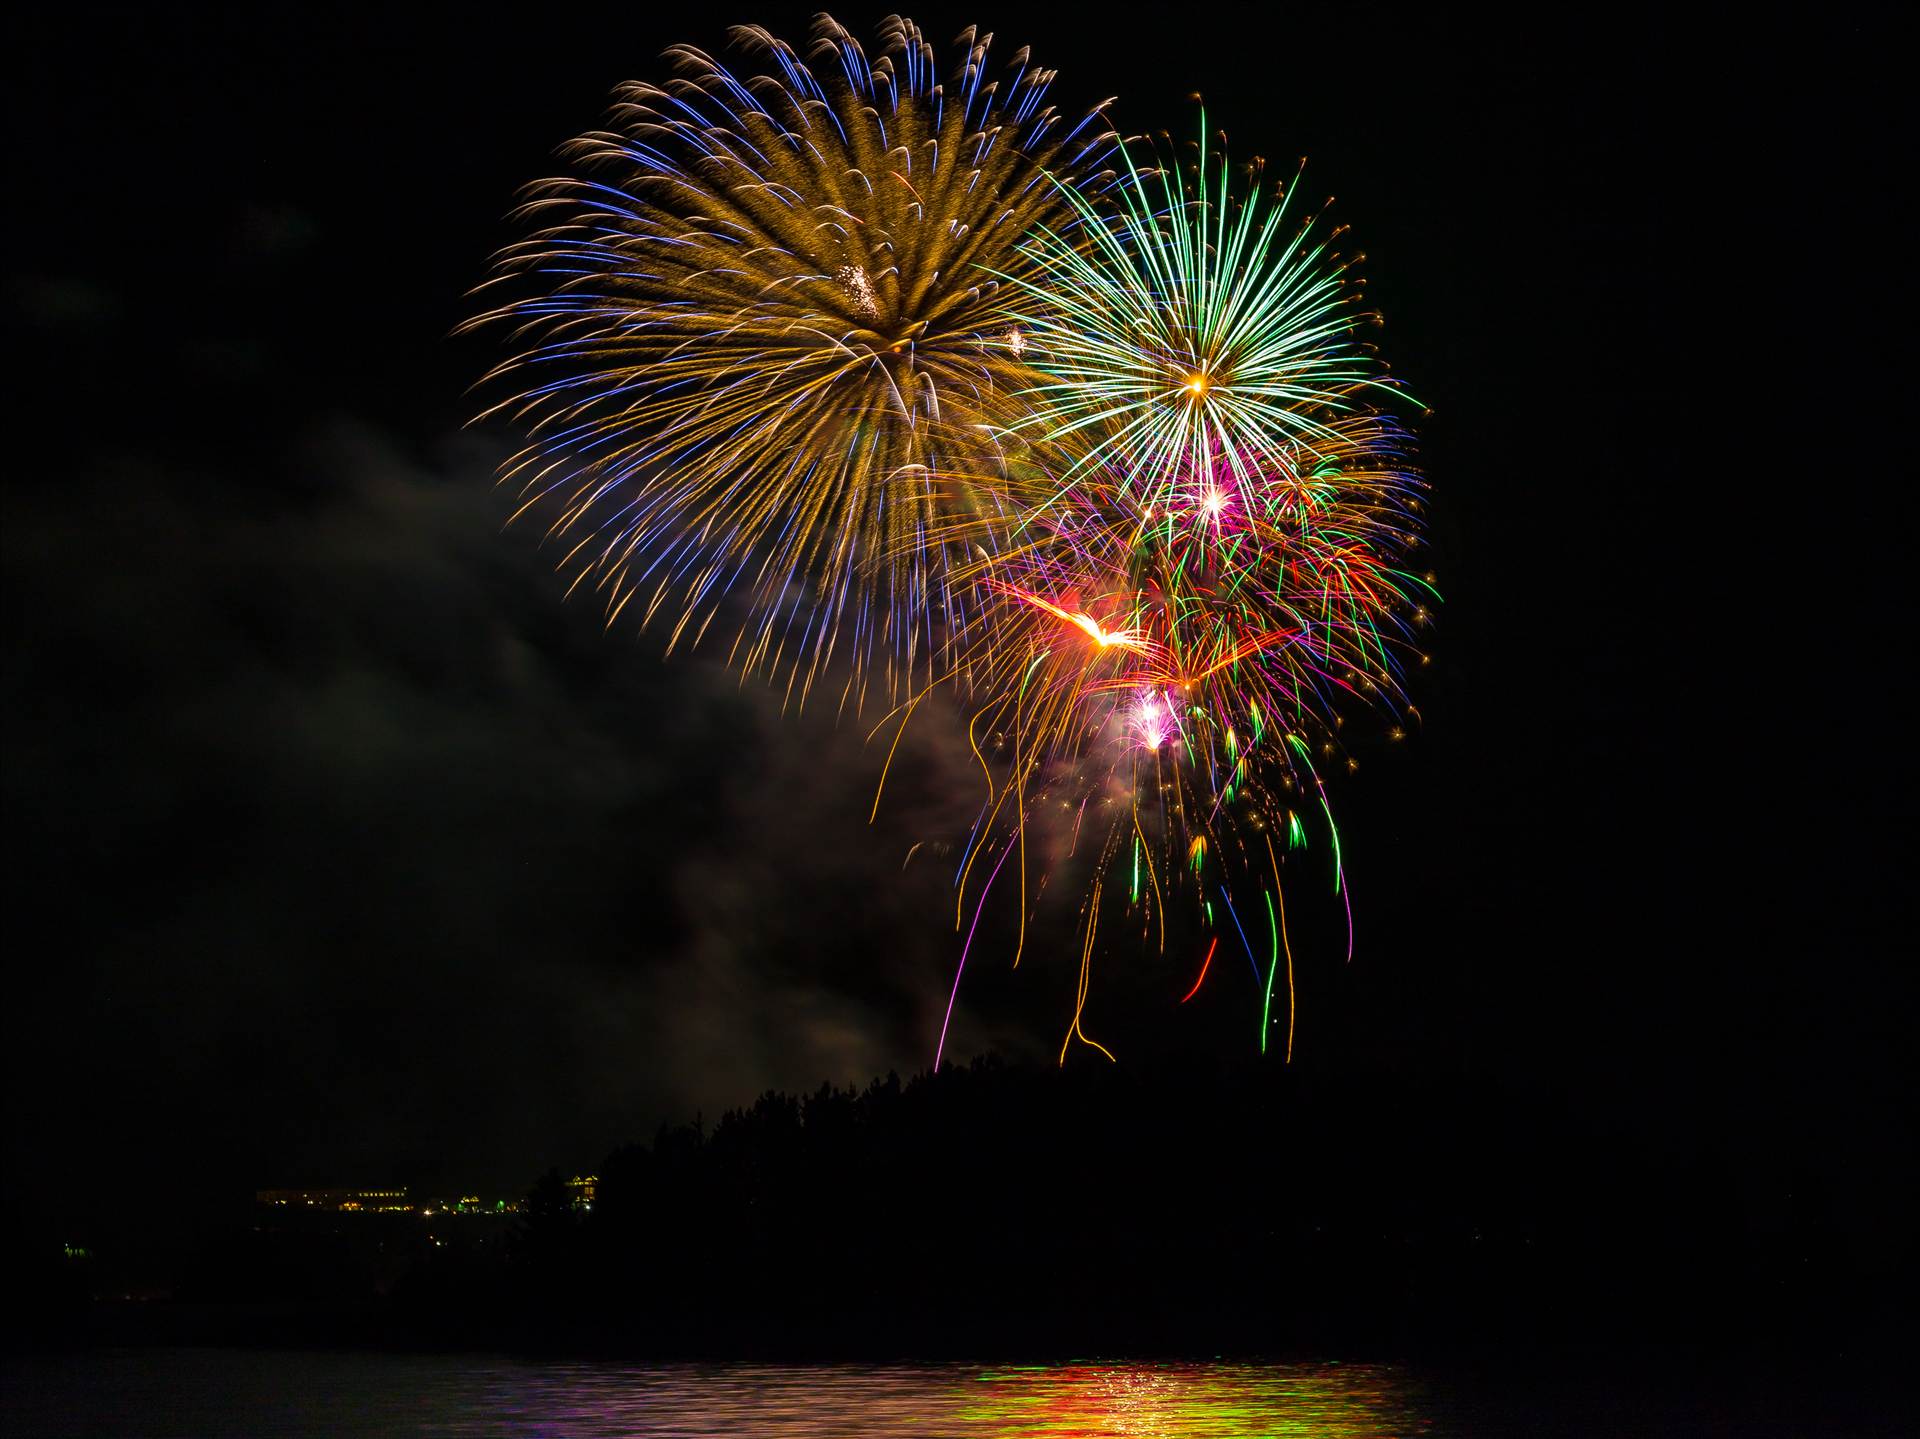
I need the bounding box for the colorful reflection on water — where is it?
[957,1362,1429,1436]
[1,1351,1434,1437]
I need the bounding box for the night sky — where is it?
[6,4,1906,1266]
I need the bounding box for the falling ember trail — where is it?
[1179,938,1219,1003]
[935,838,1016,1073]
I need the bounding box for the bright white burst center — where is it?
[837,264,879,321]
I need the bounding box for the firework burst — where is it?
[473,29,1431,1066]
[918,125,1430,1065]
[1002,120,1401,510]
[466,17,1115,706]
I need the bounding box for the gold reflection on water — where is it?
[953,1362,1430,1438]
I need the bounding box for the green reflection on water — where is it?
[954,1362,1430,1437]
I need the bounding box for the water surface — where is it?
[8,1354,1426,1437]
[1,1347,1895,1436]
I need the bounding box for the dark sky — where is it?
[6,4,1906,1247]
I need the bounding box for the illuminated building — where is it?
[255,1187,412,1212]
[255,1187,521,1217]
